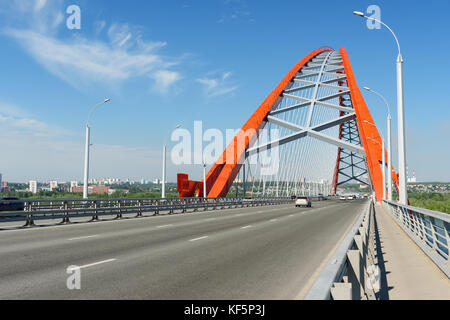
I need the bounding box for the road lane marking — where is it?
[156,224,173,229]
[270,219,278,222]
[68,258,116,271]
[68,235,98,241]
[241,225,252,229]
[288,214,294,217]
[189,236,209,242]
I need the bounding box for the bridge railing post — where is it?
[61,200,70,224]
[154,199,159,216]
[136,199,143,218]
[23,201,35,228]
[116,200,122,219]
[91,200,99,221]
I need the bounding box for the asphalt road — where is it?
[0,199,368,300]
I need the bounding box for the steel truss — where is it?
[245,50,369,194]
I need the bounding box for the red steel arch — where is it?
[177,47,398,202]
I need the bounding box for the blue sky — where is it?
[0,0,449,183]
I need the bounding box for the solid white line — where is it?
[189,236,209,242]
[156,224,173,229]
[241,225,252,229]
[68,258,116,271]
[68,235,98,241]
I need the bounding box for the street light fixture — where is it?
[363,87,393,201]
[354,10,408,205]
[83,99,111,199]
[162,124,181,199]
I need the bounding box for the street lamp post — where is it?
[83,99,110,199]
[202,155,207,199]
[354,11,408,204]
[162,124,181,199]
[363,87,393,201]
[367,135,386,201]
[387,113,392,201]
[162,144,167,199]
[382,138,386,200]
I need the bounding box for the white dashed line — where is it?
[68,235,98,241]
[189,236,209,242]
[156,224,173,229]
[270,219,278,222]
[68,258,116,270]
[241,225,252,229]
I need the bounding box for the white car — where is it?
[347,196,354,200]
[295,197,312,207]
[339,196,346,200]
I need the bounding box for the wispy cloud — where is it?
[0,101,167,182]
[152,70,183,93]
[7,28,181,92]
[0,0,65,34]
[0,127,165,182]
[0,102,69,137]
[1,1,183,94]
[196,71,237,97]
[218,0,254,24]
[34,0,47,12]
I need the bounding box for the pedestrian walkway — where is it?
[374,203,450,300]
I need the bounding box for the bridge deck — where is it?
[0,199,365,299]
[374,203,450,300]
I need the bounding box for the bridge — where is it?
[0,47,449,300]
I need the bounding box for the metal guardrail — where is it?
[305,200,379,300]
[0,197,293,228]
[383,200,450,278]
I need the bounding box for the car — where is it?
[347,196,354,200]
[0,197,25,212]
[339,196,346,200]
[295,196,311,207]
